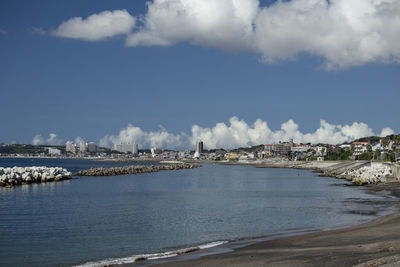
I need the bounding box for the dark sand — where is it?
[127,184,400,267]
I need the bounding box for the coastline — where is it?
[3,157,400,266]
[109,163,400,267]
[126,183,400,267]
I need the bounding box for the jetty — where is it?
[255,160,399,185]
[75,163,200,176]
[0,166,72,187]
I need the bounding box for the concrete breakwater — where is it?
[256,160,397,185]
[74,163,200,176]
[0,166,72,187]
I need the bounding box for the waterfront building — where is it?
[291,144,311,153]
[87,142,97,153]
[151,147,156,158]
[352,142,370,156]
[264,144,275,151]
[47,147,61,156]
[226,152,239,160]
[114,144,138,155]
[65,141,77,154]
[79,141,87,153]
[196,141,203,154]
[274,142,292,156]
[133,143,139,156]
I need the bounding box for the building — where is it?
[133,143,139,156]
[274,142,292,156]
[264,144,275,151]
[47,147,61,156]
[65,141,77,154]
[291,144,311,153]
[79,141,87,153]
[151,147,157,157]
[87,142,97,153]
[315,146,327,156]
[196,141,203,154]
[114,143,138,155]
[352,142,370,156]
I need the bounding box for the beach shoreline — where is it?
[104,173,400,267]
[121,183,400,267]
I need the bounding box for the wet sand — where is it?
[130,184,400,267]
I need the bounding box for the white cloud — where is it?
[32,135,44,146]
[31,27,46,36]
[100,117,395,150]
[100,124,189,149]
[32,133,63,146]
[52,9,136,41]
[74,136,86,145]
[380,127,395,137]
[125,0,400,69]
[126,0,258,50]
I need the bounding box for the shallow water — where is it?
[0,158,393,267]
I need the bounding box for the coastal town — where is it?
[1,134,399,187]
[1,134,399,163]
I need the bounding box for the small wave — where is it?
[75,240,228,267]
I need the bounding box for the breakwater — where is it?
[0,166,72,187]
[74,163,200,176]
[255,160,397,185]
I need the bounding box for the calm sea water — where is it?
[0,158,394,267]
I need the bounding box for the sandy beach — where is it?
[126,183,400,267]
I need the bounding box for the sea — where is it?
[0,158,396,267]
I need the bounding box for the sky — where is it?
[0,0,399,149]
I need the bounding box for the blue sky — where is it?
[0,0,399,148]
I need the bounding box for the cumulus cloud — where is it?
[52,9,136,41]
[380,127,395,137]
[100,124,189,149]
[126,0,258,50]
[125,0,400,69]
[100,117,395,150]
[74,136,86,145]
[32,133,63,146]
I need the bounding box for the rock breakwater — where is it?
[256,160,397,185]
[0,166,72,187]
[75,163,200,176]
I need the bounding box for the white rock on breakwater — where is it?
[0,166,72,187]
[341,163,393,185]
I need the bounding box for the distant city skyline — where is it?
[1,0,399,148]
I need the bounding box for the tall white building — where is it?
[65,141,77,154]
[79,141,87,153]
[196,141,203,154]
[133,143,139,155]
[114,143,139,155]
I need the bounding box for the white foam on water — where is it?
[74,240,228,267]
